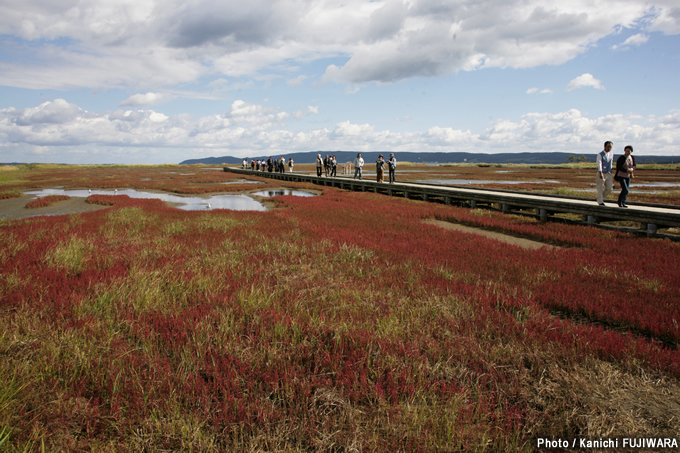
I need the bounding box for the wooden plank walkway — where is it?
[225,167,680,236]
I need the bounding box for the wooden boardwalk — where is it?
[225,167,680,237]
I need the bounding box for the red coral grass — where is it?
[25,194,70,209]
[0,191,22,200]
[3,175,680,451]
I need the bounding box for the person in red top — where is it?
[615,145,636,208]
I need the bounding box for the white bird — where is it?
[207,203,211,209]
[88,189,91,194]
[114,189,118,195]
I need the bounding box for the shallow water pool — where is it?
[250,189,317,197]
[25,189,268,211]
[417,179,560,185]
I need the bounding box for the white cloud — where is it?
[14,99,86,126]
[612,33,649,49]
[286,75,308,87]
[2,100,679,163]
[0,0,677,90]
[293,105,320,119]
[622,33,649,46]
[566,73,604,91]
[206,78,255,92]
[649,5,680,34]
[119,92,170,107]
[527,88,553,94]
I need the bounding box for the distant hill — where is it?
[180,151,677,165]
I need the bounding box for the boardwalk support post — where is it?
[647,223,658,237]
[470,200,477,208]
[538,208,548,222]
[444,196,451,205]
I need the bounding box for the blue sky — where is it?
[0,0,679,164]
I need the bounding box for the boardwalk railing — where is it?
[225,167,680,237]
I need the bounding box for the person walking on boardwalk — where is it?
[615,145,636,208]
[331,155,338,177]
[376,154,386,183]
[316,154,323,177]
[596,141,614,206]
[324,155,330,176]
[288,158,294,172]
[353,153,364,179]
[387,153,397,183]
[267,157,274,172]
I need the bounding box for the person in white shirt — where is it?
[353,153,364,180]
[387,153,396,183]
[596,141,614,206]
[316,154,323,177]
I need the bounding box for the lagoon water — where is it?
[220,179,263,184]
[418,179,560,185]
[251,189,316,197]
[25,188,268,211]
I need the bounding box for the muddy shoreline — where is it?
[0,194,109,221]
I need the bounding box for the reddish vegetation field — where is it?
[1,164,680,451]
[25,195,71,209]
[1,164,284,196]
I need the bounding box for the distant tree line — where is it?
[568,155,589,163]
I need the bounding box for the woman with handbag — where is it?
[615,145,636,208]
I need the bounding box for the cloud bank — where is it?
[0,0,678,90]
[2,100,678,163]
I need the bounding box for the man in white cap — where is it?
[387,153,397,184]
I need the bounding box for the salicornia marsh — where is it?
[1,165,679,451]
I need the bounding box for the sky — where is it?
[0,0,679,164]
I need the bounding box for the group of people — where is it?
[315,155,339,177]
[245,157,294,173]
[316,152,397,183]
[375,153,397,183]
[596,141,636,208]
[244,146,637,208]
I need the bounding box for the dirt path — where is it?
[0,195,108,221]
[423,218,558,249]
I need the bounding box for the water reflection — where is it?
[418,179,560,185]
[25,189,267,211]
[631,182,680,187]
[251,189,317,197]
[220,179,263,185]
